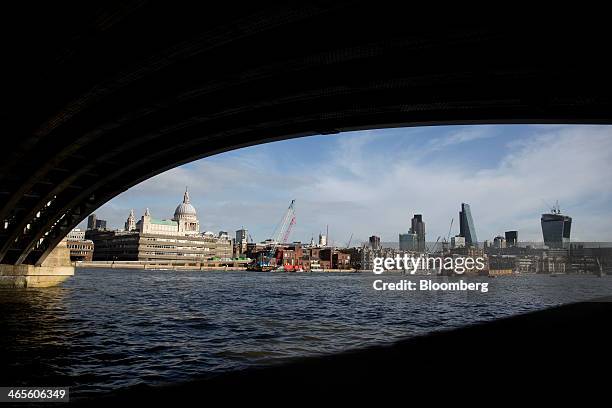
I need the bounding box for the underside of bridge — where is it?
[1,3,611,266]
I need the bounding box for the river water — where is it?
[1,269,611,398]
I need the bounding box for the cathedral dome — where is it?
[174,189,197,219]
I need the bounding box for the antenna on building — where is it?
[542,199,562,214]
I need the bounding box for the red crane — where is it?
[250,200,296,270]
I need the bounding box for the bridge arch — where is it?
[2,3,612,265]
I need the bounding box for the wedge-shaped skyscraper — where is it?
[541,205,571,248]
[459,203,478,246]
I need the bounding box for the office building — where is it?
[67,228,85,241]
[410,214,426,252]
[236,228,248,244]
[235,228,249,256]
[505,230,518,247]
[541,206,572,249]
[399,232,417,251]
[493,235,506,249]
[369,235,381,250]
[459,203,478,246]
[451,235,466,249]
[66,239,94,262]
[87,230,232,262]
[87,213,107,230]
[66,227,94,261]
[87,214,96,230]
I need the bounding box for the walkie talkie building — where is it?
[541,212,572,248]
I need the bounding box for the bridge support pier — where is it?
[0,240,74,288]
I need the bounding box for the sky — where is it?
[84,125,612,245]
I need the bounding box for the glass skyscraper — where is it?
[541,213,572,248]
[505,230,518,247]
[410,214,426,252]
[459,203,478,247]
[369,235,381,250]
[399,232,417,251]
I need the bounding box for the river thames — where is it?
[1,269,611,398]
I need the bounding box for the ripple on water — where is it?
[1,270,612,397]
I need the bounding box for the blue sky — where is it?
[86,125,612,244]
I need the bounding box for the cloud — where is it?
[424,125,497,152]
[90,125,612,244]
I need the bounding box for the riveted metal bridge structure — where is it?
[1,3,612,284]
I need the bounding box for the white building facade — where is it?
[135,189,201,236]
[90,189,234,262]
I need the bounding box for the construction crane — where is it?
[249,200,296,271]
[440,218,454,253]
[346,233,353,248]
[277,200,296,244]
[427,236,441,254]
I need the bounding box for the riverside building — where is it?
[86,189,232,262]
[541,204,572,249]
[410,214,426,252]
[459,203,478,247]
[66,228,94,261]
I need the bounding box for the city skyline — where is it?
[83,125,612,243]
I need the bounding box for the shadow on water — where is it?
[2,269,612,401]
[0,287,75,388]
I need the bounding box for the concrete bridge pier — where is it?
[0,240,74,288]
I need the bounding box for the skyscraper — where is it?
[87,213,107,230]
[236,228,248,244]
[87,214,97,230]
[459,203,478,247]
[235,228,248,256]
[369,235,381,250]
[493,235,506,249]
[505,230,518,247]
[399,232,417,251]
[541,205,571,248]
[410,214,426,252]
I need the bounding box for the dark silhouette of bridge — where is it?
[2,3,612,266]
